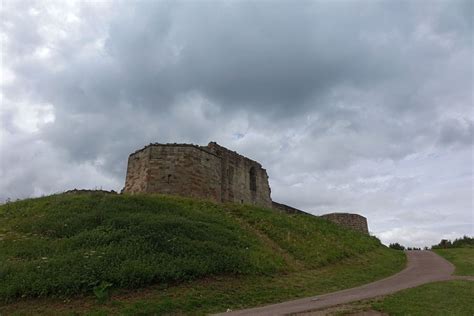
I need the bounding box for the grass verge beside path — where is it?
[433,248,474,276]
[0,247,405,315]
[372,280,474,316]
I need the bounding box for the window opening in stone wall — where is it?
[228,167,234,185]
[249,167,257,192]
[167,174,172,184]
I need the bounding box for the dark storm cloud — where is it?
[438,119,474,147]
[102,1,404,113]
[1,0,472,246]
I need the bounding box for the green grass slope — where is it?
[433,248,474,275]
[0,193,404,309]
[372,280,474,316]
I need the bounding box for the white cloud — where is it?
[379,227,468,249]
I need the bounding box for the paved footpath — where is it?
[216,251,472,316]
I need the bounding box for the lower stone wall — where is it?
[320,213,369,234]
[272,201,309,215]
[65,189,118,195]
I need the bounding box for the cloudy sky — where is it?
[1,0,472,247]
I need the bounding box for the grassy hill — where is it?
[433,248,474,276]
[0,192,405,314]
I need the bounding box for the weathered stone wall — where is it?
[207,142,272,208]
[147,145,222,201]
[320,213,369,234]
[123,142,272,208]
[123,144,222,201]
[123,147,151,193]
[272,201,309,215]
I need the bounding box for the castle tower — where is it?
[123,142,272,208]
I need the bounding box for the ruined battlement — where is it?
[129,142,220,158]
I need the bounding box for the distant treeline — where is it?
[388,243,422,251]
[388,235,474,251]
[431,236,474,249]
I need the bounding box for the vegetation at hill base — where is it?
[372,280,474,316]
[0,193,405,314]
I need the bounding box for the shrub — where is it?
[389,243,405,251]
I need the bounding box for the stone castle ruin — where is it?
[123,142,369,234]
[123,142,272,207]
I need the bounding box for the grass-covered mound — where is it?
[0,193,398,304]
